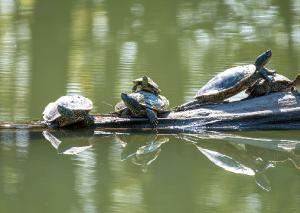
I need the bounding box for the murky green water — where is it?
[1,0,300,212]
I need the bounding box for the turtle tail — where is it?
[293,74,300,86]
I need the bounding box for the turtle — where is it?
[245,73,300,98]
[42,95,94,128]
[175,50,275,111]
[117,91,169,127]
[132,76,161,95]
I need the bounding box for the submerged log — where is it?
[1,92,300,132]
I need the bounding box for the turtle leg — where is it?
[58,105,76,118]
[259,68,273,82]
[120,108,130,118]
[83,115,95,127]
[146,108,158,128]
[263,67,276,75]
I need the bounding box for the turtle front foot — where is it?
[146,108,158,129]
[150,119,158,129]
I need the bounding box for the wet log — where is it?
[1,92,300,132]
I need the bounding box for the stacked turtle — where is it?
[245,73,300,98]
[115,76,169,128]
[175,50,275,111]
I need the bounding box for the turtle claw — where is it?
[151,119,158,128]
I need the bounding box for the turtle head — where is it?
[121,93,142,114]
[293,74,300,86]
[57,104,75,117]
[142,76,149,88]
[254,50,272,69]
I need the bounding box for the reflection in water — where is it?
[23,129,300,192]
[116,134,169,172]
[1,130,300,212]
[180,133,300,191]
[73,150,97,213]
[42,130,93,155]
[0,130,29,202]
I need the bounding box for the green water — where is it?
[1,0,300,212]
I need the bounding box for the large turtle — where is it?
[245,73,300,98]
[117,91,169,127]
[42,95,94,128]
[132,76,161,95]
[175,50,274,111]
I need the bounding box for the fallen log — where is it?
[1,92,300,132]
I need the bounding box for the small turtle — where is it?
[42,95,94,128]
[132,76,161,95]
[175,50,274,111]
[118,91,169,127]
[245,73,300,98]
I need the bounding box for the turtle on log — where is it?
[117,91,169,128]
[42,95,94,128]
[175,50,275,111]
[246,73,300,98]
[132,76,161,95]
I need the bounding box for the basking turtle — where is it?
[132,76,161,95]
[118,91,169,127]
[246,73,300,98]
[42,95,94,128]
[175,50,274,111]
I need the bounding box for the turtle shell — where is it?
[43,95,93,122]
[195,64,258,101]
[132,76,161,94]
[129,91,169,112]
[246,73,292,97]
[115,91,169,113]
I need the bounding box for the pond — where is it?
[1,0,300,212]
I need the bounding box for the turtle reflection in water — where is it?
[180,134,300,191]
[176,50,274,111]
[42,131,93,155]
[116,134,169,172]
